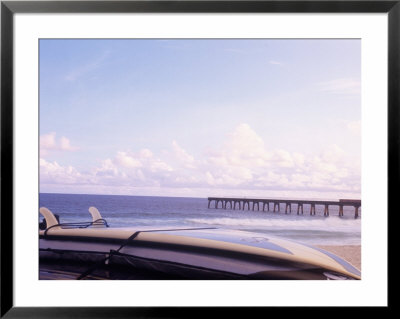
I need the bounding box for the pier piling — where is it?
[297,204,304,215]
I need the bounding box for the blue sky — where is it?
[40,39,361,198]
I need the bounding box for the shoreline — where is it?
[316,245,361,271]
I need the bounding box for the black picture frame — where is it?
[1,0,395,317]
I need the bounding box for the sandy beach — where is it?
[316,245,361,271]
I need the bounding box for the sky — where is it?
[39,39,361,199]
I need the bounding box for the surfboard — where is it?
[39,206,361,280]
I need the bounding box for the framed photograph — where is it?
[1,0,396,316]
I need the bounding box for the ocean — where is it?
[39,193,361,246]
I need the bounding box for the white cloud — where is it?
[198,125,360,193]
[292,152,305,166]
[317,78,361,95]
[115,151,142,169]
[139,149,153,159]
[95,159,120,177]
[40,158,86,185]
[210,123,271,168]
[347,120,361,136]
[272,149,295,168]
[171,140,197,169]
[65,50,111,81]
[40,132,57,149]
[228,123,265,152]
[59,136,77,151]
[321,144,345,163]
[40,123,360,197]
[269,60,284,66]
[40,132,78,156]
[96,149,173,187]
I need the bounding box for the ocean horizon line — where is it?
[39,192,360,202]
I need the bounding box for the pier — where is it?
[207,197,361,218]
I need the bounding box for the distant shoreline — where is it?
[316,245,361,271]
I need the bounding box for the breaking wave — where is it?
[186,216,361,232]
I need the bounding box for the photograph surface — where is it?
[39,39,361,280]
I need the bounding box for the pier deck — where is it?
[207,197,361,218]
